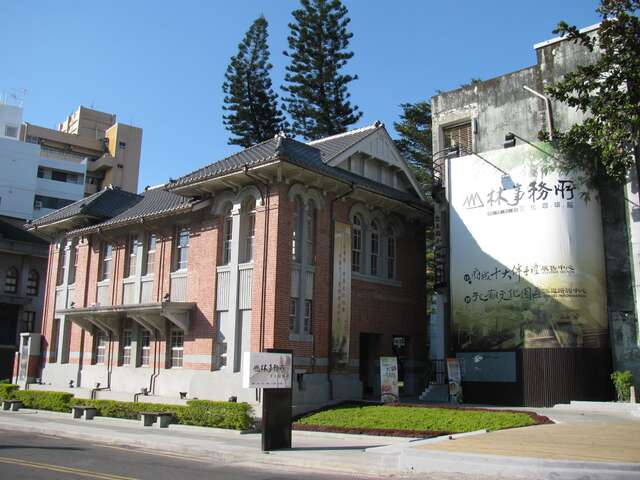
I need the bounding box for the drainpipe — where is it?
[523,85,554,139]
[327,183,355,400]
[149,330,160,395]
[242,164,269,353]
[90,331,113,399]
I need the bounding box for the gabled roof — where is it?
[307,123,380,163]
[167,133,424,206]
[27,187,141,230]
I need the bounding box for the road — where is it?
[0,429,385,480]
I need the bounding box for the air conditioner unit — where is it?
[34,201,43,209]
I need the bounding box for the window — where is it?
[370,221,379,276]
[143,233,156,276]
[352,215,362,272]
[94,331,107,364]
[4,125,18,138]
[140,330,151,366]
[292,197,303,262]
[37,167,45,178]
[125,235,138,278]
[99,243,113,281]
[56,243,67,286]
[170,329,184,368]
[33,195,75,210]
[68,241,78,285]
[242,198,256,263]
[387,230,396,279]
[120,329,132,366]
[50,318,60,363]
[222,208,233,265]
[304,299,312,334]
[26,270,39,296]
[4,266,18,294]
[443,121,472,155]
[22,311,36,333]
[174,227,189,271]
[289,298,297,331]
[305,202,315,264]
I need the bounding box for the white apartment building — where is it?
[0,101,89,220]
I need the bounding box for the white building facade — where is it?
[0,101,87,221]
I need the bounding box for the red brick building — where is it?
[25,124,430,412]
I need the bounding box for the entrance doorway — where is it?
[359,333,381,399]
[0,304,19,380]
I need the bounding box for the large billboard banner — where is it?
[449,143,607,351]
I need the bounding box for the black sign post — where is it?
[261,349,293,451]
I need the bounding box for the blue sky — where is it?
[2,1,601,191]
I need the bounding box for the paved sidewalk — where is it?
[418,419,640,463]
[1,407,639,479]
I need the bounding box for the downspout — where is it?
[327,183,355,400]
[90,331,113,399]
[149,330,160,395]
[523,85,554,139]
[243,164,269,353]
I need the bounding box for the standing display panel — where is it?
[448,143,611,406]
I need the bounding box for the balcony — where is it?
[87,153,114,173]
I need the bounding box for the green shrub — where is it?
[182,399,253,430]
[69,398,253,430]
[611,370,635,402]
[0,384,19,399]
[14,390,74,412]
[8,389,252,430]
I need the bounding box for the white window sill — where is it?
[170,270,187,277]
[352,272,402,287]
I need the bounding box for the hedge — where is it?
[1,387,252,430]
[0,384,19,399]
[14,390,74,412]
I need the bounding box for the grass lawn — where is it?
[296,404,535,434]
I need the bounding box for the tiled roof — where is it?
[307,123,380,163]
[70,186,193,234]
[168,137,282,189]
[168,123,383,190]
[27,187,141,229]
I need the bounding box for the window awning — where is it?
[56,302,195,337]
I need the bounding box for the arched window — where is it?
[292,197,303,262]
[173,227,190,271]
[352,215,363,272]
[370,220,379,276]
[4,266,18,294]
[241,197,256,263]
[56,243,67,286]
[68,241,79,285]
[99,242,113,281]
[222,206,233,265]
[26,269,39,296]
[387,228,396,279]
[305,200,316,264]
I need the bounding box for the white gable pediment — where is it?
[327,127,424,200]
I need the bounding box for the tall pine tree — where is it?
[282,0,362,140]
[394,101,433,196]
[223,16,287,148]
